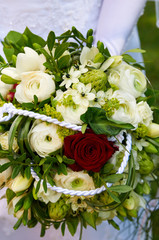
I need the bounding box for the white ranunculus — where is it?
[33,181,61,204]
[15,71,55,103]
[55,89,89,125]
[0,78,13,99]
[1,47,46,80]
[108,64,147,98]
[137,101,153,126]
[0,131,19,152]
[54,168,95,191]
[16,47,46,73]
[28,121,63,157]
[7,173,33,192]
[80,46,101,68]
[106,89,140,127]
[0,158,12,186]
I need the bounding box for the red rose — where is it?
[64,130,118,172]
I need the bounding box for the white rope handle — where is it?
[0,103,82,131]
[0,103,132,196]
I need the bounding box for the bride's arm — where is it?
[95,0,147,55]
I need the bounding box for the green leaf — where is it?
[81,107,133,136]
[11,165,23,179]
[5,31,22,44]
[34,95,38,105]
[81,123,87,134]
[3,47,14,63]
[43,178,47,193]
[24,167,31,180]
[81,211,97,229]
[39,48,51,60]
[66,217,79,236]
[57,55,71,69]
[47,31,55,52]
[58,163,67,175]
[6,188,16,204]
[61,222,66,236]
[63,156,75,165]
[101,163,114,174]
[1,74,20,84]
[40,225,46,237]
[14,196,25,213]
[108,219,120,230]
[46,175,55,187]
[108,185,132,193]
[23,27,46,47]
[122,54,136,63]
[23,195,33,210]
[123,48,146,54]
[0,161,12,173]
[107,189,121,203]
[35,180,41,194]
[9,115,24,153]
[13,218,22,230]
[54,42,69,59]
[103,174,124,183]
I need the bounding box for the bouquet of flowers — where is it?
[0,27,158,239]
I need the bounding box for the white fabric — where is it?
[0,0,147,239]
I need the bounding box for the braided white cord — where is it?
[31,133,132,196]
[0,103,132,196]
[0,103,82,131]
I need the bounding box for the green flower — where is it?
[48,198,70,220]
[79,69,107,92]
[40,104,63,121]
[138,151,154,175]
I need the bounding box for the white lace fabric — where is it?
[0,0,102,40]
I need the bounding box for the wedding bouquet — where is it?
[0,27,158,239]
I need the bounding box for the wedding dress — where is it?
[0,0,146,239]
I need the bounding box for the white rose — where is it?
[0,131,19,152]
[137,101,153,126]
[54,168,95,191]
[0,78,13,99]
[0,158,12,186]
[80,46,101,68]
[7,173,33,192]
[15,71,55,103]
[55,89,88,125]
[33,181,61,204]
[107,89,140,127]
[28,121,63,157]
[108,64,147,98]
[1,47,46,80]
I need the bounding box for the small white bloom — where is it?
[90,89,106,107]
[15,71,55,103]
[80,46,101,68]
[0,78,13,99]
[78,64,88,74]
[137,101,153,126]
[135,139,149,151]
[34,181,61,204]
[54,168,95,191]
[0,158,12,186]
[55,89,89,125]
[67,196,87,212]
[73,82,95,106]
[28,120,63,157]
[0,131,19,152]
[108,63,147,98]
[60,66,81,89]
